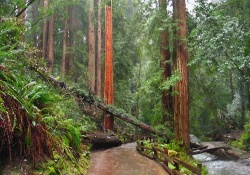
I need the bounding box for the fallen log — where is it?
[84,132,122,149]
[192,146,230,155]
[191,145,208,151]
[32,68,163,136]
[192,146,240,160]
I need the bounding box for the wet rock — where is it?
[85,132,122,149]
[190,134,203,148]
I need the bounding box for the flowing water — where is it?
[193,152,250,175]
[87,142,168,175]
[191,135,250,175]
[87,139,250,175]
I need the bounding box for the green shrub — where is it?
[232,123,250,150]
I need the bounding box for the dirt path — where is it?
[87,142,168,175]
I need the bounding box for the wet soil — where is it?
[87,142,168,175]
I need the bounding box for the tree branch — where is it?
[9,3,19,17]
[16,0,37,17]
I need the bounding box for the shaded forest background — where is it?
[1,0,250,173]
[1,0,250,144]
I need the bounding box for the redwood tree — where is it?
[47,14,54,73]
[67,6,75,74]
[88,0,96,94]
[159,0,173,125]
[96,0,102,98]
[62,18,67,77]
[173,0,190,149]
[103,5,114,131]
[42,0,48,59]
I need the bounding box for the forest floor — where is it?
[87,142,168,175]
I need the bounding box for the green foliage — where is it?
[0,97,6,113]
[0,17,95,174]
[138,139,208,175]
[232,123,250,150]
[189,0,250,134]
[112,0,139,111]
[38,147,90,175]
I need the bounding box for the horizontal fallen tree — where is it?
[192,146,239,160]
[32,67,163,137]
[84,132,122,149]
[192,146,230,155]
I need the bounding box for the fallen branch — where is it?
[192,146,230,155]
[32,68,163,136]
[16,0,37,17]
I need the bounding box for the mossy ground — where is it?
[0,144,91,175]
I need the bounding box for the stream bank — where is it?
[193,141,250,175]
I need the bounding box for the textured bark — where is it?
[42,0,48,59]
[18,1,26,41]
[31,2,38,47]
[37,0,44,58]
[47,15,54,73]
[159,0,173,124]
[229,72,234,101]
[67,7,74,74]
[62,18,67,77]
[104,6,114,131]
[88,0,96,94]
[173,0,190,149]
[85,132,122,148]
[16,0,37,17]
[19,7,25,26]
[96,0,102,98]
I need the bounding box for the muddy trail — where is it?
[87,142,168,175]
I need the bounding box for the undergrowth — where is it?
[137,139,208,175]
[231,123,250,151]
[0,18,96,174]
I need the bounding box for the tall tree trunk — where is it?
[136,59,142,119]
[31,1,38,47]
[173,0,190,150]
[42,0,48,59]
[37,0,44,58]
[62,18,68,77]
[47,15,54,73]
[159,0,173,125]
[229,71,234,101]
[104,5,114,131]
[18,1,26,41]
[239,78,246,129]
[88,0,96,94]
[18,1,26,26]
[96,0,102,98]
[67,6,74,74]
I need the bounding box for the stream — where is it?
[87,140,250,175]
[193,152,250,175]
[191,138,250,175]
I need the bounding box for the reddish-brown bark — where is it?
[159,0,173,124]
[47,15,54,73]
[173,0,190,149]
[97,0,102,98]
[104,6,114,131]
[67,7,75,74]
[42,0,48,59]
[88,0,96,94]
[62,18,67,77]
